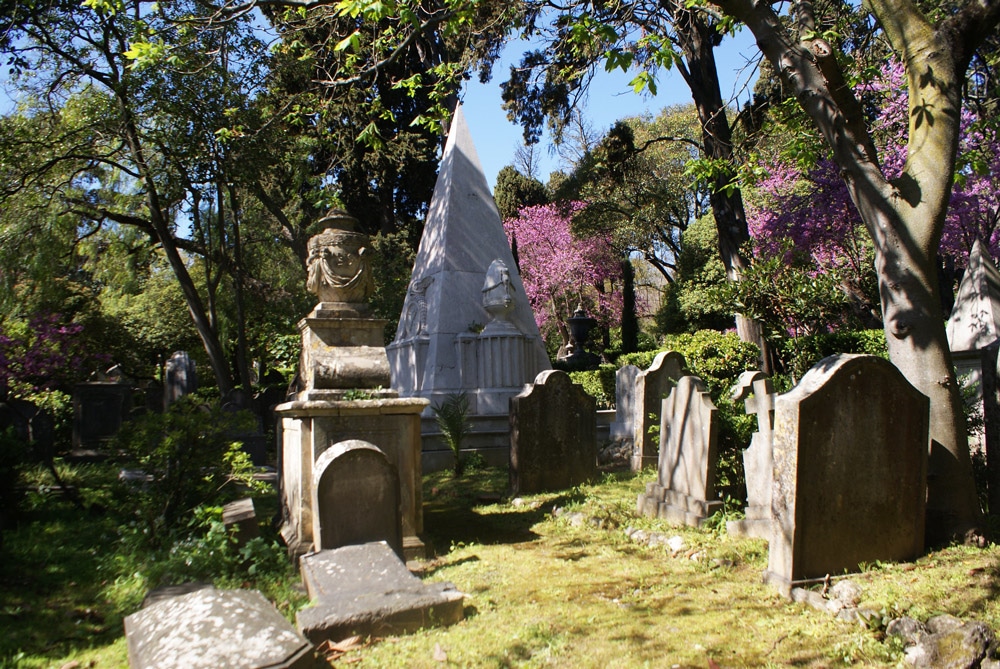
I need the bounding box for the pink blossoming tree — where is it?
[503,202,623,349]
[748,61,1000,305]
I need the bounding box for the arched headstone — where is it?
[312,440,402,557]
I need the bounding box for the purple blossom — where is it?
[504,202,623,345]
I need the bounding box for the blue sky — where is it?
[460,29,762,191]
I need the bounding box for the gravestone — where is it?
[509,370,597,495]
[726,371,776,539]
[631,351,686,472]
[766,354,928,595]
[72,382,132,450]
[222,498,259,548]
[609,364,640,446]
[164,351,197,409]
[124,587,314,669]
[637,375,722,526]
[312,439,403,558]
[296,542,464,645]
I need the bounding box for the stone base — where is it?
[296,544,464,645]
[403,535,427,561]
[277,398,428,559]
[631,453,658,472]
[636,482,722,527]
[726,504,772,540]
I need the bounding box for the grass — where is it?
[3,462,1000,668]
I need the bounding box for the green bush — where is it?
[434,393,472,477]
[569,364,617,409]
[151,506,289,584]
[776,329,887,380]
[111,397,265,547]
[619,330,761,395]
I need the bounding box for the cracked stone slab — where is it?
[296,542,464,644]
[124,588,314,669]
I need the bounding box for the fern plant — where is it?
[434,392,471,477]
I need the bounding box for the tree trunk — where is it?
[861,199,982,544]
[713,0,991,541]
[118,103,235,396]
[670,4,770,370]
[621,258,639,354]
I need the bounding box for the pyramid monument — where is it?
[947,239,1000,352]
[387,104,550,423]
[946,239,1000,456]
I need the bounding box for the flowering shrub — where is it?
[748,59,1000,281]
[503,202,623,347]
[0,313,105,396]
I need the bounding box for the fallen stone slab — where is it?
[296,542,464,645]
[124,587,314,669]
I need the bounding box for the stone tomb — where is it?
[279,397,426,560]
[509,370,597,495]
[766,354,928,595]
[631,351,686,471]
[312,439,402,557]
[296,542,464,645]
[726,371,777,539]
[124,587,314,669]
[72,381,132,450]
[277,211,428,560]
[637,375,722,526]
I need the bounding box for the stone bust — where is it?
[305,210,374,305]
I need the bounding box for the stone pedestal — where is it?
[277,397,428,560]
[298,314,390,394]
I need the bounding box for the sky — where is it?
[459,29,763,191]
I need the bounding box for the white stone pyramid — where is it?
[947,239,1000,352]
[387,104,549,414]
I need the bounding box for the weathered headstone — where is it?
[312,439,403,558]
[631,351,686,471]
[509,370,597,495]
[296,542,464,645]
[164,351,197,409]
[124,587,314,669]
[981,341,1000,516]
[766,354,928,596]
[726,371,776,539]
[609,364,640,445]
[637,375,722,526]
[72,382,132,450]
[222,498,260,548]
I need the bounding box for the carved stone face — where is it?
[321,244,361,277]
[306,227,373,304]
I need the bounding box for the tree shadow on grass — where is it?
[0,504,123,663]
[422,488,587,555]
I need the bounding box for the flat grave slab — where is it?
[296,542,464,645]
[124,587,314,669]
